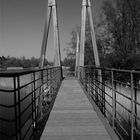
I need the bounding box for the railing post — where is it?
[83,68,85,88]
[13,77,18,140]
[93,68,96,101]
[85,67,87,91]
[133,74,137,139]
[50,68,53,94]
[98,69,102,110]
[41,70,44,118]
[112,69,116,129]
[52,68,55,93]
[31,72,36,137]
[95,69,99,103]
[131,72,134,140]
[53,68,57,90]
[80,67,82,82]
[101,69,105,115]
[77,67,80,80]
[91,67,94,99]
[60,66,63,80]
[89,67,92,96]
[17,76,21,140]
[37,70,43,120]
[88,67,91,95]
[34,72,38,129]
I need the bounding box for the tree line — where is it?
[0,56,50,69]
[64,0,140,71]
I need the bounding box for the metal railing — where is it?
[0,66,62,140]
[78,66,140,140]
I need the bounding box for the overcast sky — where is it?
[0,0,110,61]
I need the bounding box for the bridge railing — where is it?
[0,66,62,140]
[78,66,140,140]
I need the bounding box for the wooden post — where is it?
[79,0,87,66]
[75,33,80,77]
[79,0,100,67]
[39,1,52,68]
[87,0,100,67]
[52,0,61,66]
[39,0,62,68]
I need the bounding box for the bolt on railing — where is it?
[0,66,62,140]
[77,66,140,140]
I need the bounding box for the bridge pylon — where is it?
[79,0,100,67]
[39,0,62,68]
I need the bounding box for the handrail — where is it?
[81,65,140,73]
[0,66,62,140]
[77,66,140,140]
[0,66,60,77]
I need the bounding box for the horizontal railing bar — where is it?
[104,99,113,108]
[115,100,131,113]
[114,128,125,140]
[115,110,130,124]
[22,124,33,140]
[20,113,32,131]
[104,107,112,116]
[115,118,130,136]
[18,81,34,91]
[0,104,15,108]
[0,88,15,93]
[82,65,140,74]
[134,100,140,106]
[0,66,61,77]
[0,117,15,122]
[134,114,140,121]
[104,92,113,99]
[113,79,131,86]
[20,102,32,117]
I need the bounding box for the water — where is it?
[0,76,33,140]
[104,82,140,139]
[0,71,55,140]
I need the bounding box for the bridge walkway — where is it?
[40,78,112,140]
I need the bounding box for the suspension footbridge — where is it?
[0,0,140,140]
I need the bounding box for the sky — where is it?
[0,0,109,61]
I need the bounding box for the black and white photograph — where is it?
[0,0,140,140]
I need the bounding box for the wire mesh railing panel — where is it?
[78,66,140,140]
[0,67,62,140]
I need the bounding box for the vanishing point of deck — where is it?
[40,78,112,140]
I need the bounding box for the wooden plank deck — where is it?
[40,78,112,140]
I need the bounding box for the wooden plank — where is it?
[40,79,112,140]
